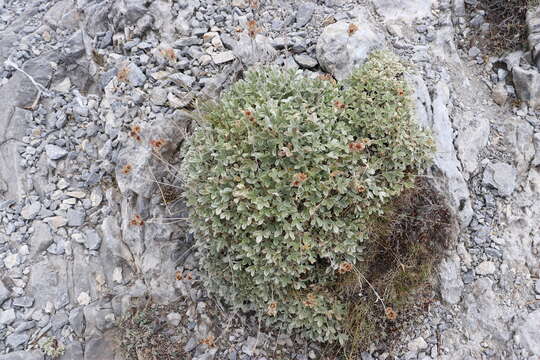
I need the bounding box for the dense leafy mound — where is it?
[182,51,434,342]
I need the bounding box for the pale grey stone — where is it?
[167,312,181,326]
[0,309,16,325]
[407,337,428,352]
[512,66,540,109]
[150,87,168,106]
[533,133,540,166]
[212,51,235,64]
[169,73,195,88]
[316,19,383,80]
[45,144,68,160]
[126,62,147,87]
[0,281,11,305]
[233,34,277,66]
[295,2,316,27]
[60,342,84,360]
[483,162,517,197]
[21,202,41,219]
[492,82,508,106]
[69,308,85,337]
[242,336,258,356]
[476,261,496,275]
[67,209,85,226]
[6,333,29,348]
[293,54,318,68]
[439,254,463,304]
[84,229,102,250]
[371,0,433,22]
[0,351,43,360]
[83,334,116,360]
[516,309,540,355]
[13,296,34,307]
[29,221,53,256]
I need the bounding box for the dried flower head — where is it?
[267,301,278,316]
[348,142,366,152]
[338,262,353,274]
[397,88,405,96]
[385,307,398,321]
[121,164,133,174]
[185,272,193,280]
[333,100,347,109]
[150,138,167,151]
[247,20,259,38]
[318,73,336,84]
[303,293,317,308]
[330,170,343,177]
[175,271,183,280]
[129,125,142,141]
[278,146,292,158]
[355,184,366,193]
[348,23,359,36]
[199,335,215,347]
[161,47,177,62]
[130,214,144,226]
[291,172,308,187]
[248,0,260,9]
[117,66,130,82]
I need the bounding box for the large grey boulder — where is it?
[0,107,32,200]
[29,221,54,257]
[439,254,463,304]
[0,351,43,360]
[533,133,540,166]
[12,56,54,109]
[512,65,540,109]
[316,20,383,80]
[372,0,433,22]
[414,75,473,227]
[527,6,540,69]
[483,162,517,197]
[115,111,190,198]
[516,309,540,356]
[233,33,277,66]
[43,0,78,30]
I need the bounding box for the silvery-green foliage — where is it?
[182,51,434,343]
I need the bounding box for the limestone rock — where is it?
[483,162,517,197]
[476,261,496,275]
[21,202,41,219]
[233,34,277,66]
[512,66,540,109]
[372,0,433,22]
[45,144,68,160]
[0,351,42,360]
[439,254,463,304]
[516,309,540,356]
[533,133,540,167]
[29,221,54,257]
[316,20,383,80]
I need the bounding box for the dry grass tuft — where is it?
[324,177,456,358]
[116,300,187,360]
[470,0,540,53]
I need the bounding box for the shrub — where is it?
[182,51,434,343]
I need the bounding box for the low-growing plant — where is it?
[40,337,65,358]
[182,51,435,343]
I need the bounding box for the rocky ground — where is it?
[0,0,539,359]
